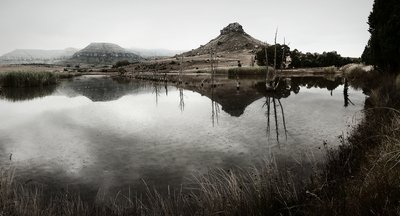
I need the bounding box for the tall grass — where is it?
[0,158,312,216]
[304,108,400,215]
[0,71,58,87]
[190,161,306,216]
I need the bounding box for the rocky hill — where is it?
[184,23,264,56]
[67,43,142,65]
[0,48,78,64]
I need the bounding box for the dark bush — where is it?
[113,60,130,68]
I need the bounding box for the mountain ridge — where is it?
[0,48,78,64]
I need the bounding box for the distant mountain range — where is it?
[0,45,184,65]
[0,48,78,64]
[0,22,265,65]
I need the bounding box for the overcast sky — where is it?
[0,0,373,57]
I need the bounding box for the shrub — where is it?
[113,60,131,68]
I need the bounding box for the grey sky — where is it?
[0,0,373,57]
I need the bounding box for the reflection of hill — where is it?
[57,76,152,102]
[186,76,344,117]
[185,80,264,117]
[0,85,57,101]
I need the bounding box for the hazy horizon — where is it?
[0,0,373,57]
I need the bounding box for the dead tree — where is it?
[179,54,183,84]
[273,28,278,72]
[210,48,215,88]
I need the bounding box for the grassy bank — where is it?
[306,69,400,215]
[298,67,400,215]
[305,107,400,215]
[227,67,269,76]
[192,66,271,75]
[0,159,311,216]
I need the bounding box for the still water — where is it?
[0,75,365,196]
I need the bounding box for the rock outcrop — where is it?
[220,22,245,35]
[184,22,264,56]
[67,43,142,65]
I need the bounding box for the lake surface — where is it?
[0,75,366,197]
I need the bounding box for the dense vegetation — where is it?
[255,44,290,69]
[256,45,356,69]
[112,60,131,68]
[361,0,400,73]
[289,50,356,68]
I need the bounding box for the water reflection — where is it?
[0,75,366,199]
[57,75,154,102]
[263,96,288,144]
[0,85,57,101]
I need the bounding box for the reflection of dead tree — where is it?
[152,83,161,106]
[343,78,354,107]
[179,87,185,112]
[272,98,279,141]
[211,86,220,127]
[277,99,288,139]
[264,97,271,135]
[164,84,168,96]
[236,71,240,92]
[209,47,220,126]
[262,95,288,144]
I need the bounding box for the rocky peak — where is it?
[80,43,128,53]
[220,22,245,35]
